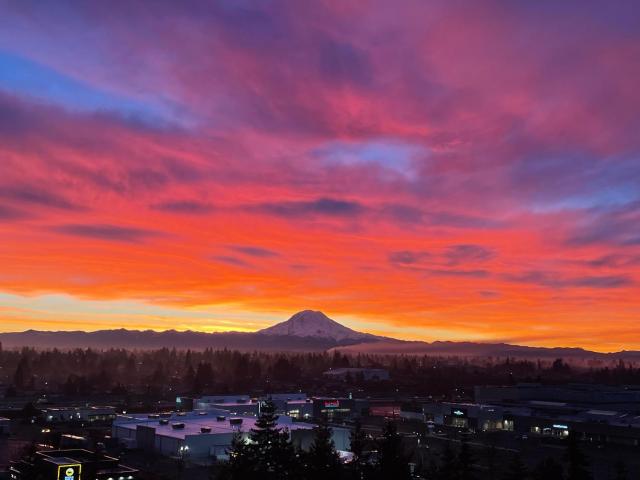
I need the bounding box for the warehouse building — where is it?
[475,383,640,411]
[421,399,640,446]
[42,406,117,424]
[191,393,309,418]
[112,410,350,461]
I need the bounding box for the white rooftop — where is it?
[114,412,311,440]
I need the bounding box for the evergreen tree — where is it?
[13,356,31,389]
[565,432,592,480]
[193,362,214,393]
[184,364,196,392]
[348,419,369,480]
[502,453,528,480]
[375,421,411,480]
[221,400,298,480]
[220,433,255,480]
[250,399,298,479]
[304,417,342,480]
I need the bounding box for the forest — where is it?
[2,343,640,400]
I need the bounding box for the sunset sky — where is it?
[1,1,640,352]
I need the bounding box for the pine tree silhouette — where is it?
[348,418,369,480]
[375,421,411,480]
[221,399,298,480]
[304,417,342,480]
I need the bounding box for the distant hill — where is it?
[1,310,639,360]
[0,328,363,352]
[328,340,635,359]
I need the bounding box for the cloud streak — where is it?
[0,0,639,349]
[50,224,158,243]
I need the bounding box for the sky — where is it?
[1,1,640,352]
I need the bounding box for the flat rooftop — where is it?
[115,413,311,440]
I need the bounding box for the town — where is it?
[1,346,639,479]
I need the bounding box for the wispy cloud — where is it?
[50,224,158,243]
[229,245,279,257]
[151,200,214,214]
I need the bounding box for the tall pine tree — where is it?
[222,399,298,480]
[304,417,342,480]
[375,421,411,480]
[250,399,298,480]
[348,419,369,480]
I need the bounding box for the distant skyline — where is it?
[1,1,640,352]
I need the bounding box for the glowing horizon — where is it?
[1,1,640,353]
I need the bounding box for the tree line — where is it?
[2,344,640,400]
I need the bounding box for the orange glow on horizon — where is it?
[1,2,640,352]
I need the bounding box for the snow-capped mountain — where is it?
[4,310,639,360]
[258,310,378,341]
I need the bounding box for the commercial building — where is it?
[475,383,640,411]
[368,399,402,418]
[284,399,314,420]
[42,406,117,424]
[9,449,138,480]
[194,394,251,410]
[420,398,640,446]
[112,410,350,461]
[192,393,309,418]
[188,393,317,420]
[313,398,357,422]
[420,402,519,431]
[183,392,370,423]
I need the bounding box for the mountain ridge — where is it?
[1,311,639,359]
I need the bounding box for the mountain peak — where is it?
[258,310,374,341]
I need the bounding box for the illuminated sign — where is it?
[323,400,340,408]
[553,424,569,429]
[57,464,81,480]
[453,410,465,416]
